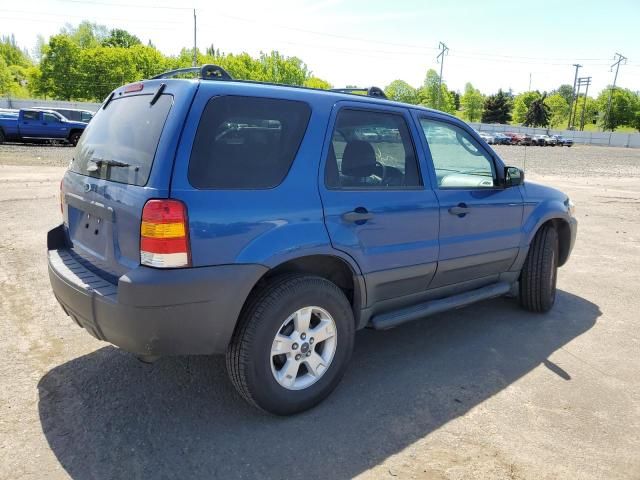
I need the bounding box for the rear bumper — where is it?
[47,225,267,356]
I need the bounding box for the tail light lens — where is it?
[140,199,191,268]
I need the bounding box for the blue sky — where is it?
[1,0,638,96]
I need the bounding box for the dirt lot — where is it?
[0,144,639,480]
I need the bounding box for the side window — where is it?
[420,119,496,189]
[81,112,93,122]
[22,111,39,121]
[43,113,59,123]
[189,96,311,189]
[325,109,421,189]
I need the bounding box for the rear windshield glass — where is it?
[69,94,172,186]
[188,96,311,189]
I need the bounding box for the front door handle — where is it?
[448,203,471,216]
[342,207,374,223]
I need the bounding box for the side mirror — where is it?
[504,166,524,187]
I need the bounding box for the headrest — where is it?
[341,140,377,177]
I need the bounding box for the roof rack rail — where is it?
[151,64,233,81]
[330,86,387,99]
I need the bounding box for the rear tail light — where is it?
[140,199,191,268]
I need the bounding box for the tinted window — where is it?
[69,94,172,186]
[81,112,93,122]
[420,119,496,189]
[189,96,311,189]
[43,113,59,123]
[22,111,39,121]
[325,109,421,189]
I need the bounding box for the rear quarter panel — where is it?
[169,83,344,269]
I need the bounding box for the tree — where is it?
[450,89,460,110]
[418,69,454,113]
[460,82,484,122]
[597,87,637,131]
[544,93,570,128]
[481,89,512,124]
[63,21,109,48]
[102,29,142,48]
[385,80,418,104]
[0,57,13,95]
[512,91,541,123]
[304,77,332,90]
[573,95,599,129]
[0,35,32,67]
[553,84,575,106]
[524,94,550,127]
[38,34,82,100]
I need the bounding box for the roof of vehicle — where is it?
[127,64,461,123]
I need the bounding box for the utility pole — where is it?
[192,9,197,67]
[528,73,532,91]
[604,52,627,131]
[567,63,582,129]
[577,77,592,131]
[436,41,449,109]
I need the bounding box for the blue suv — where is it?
[47,65,577,415]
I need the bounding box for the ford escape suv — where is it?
[48,65,577,415]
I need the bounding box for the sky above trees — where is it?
[1,0,639,96]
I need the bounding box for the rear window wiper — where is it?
[86,157,131,172]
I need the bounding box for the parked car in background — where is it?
[47,65,578,415]
[506,132,532,146]
[533,135,557,146]
[494,133,511,145]
[551,135,573,147]
[0,108,87,145]
[34,107,94,123]
[478,132,496,144]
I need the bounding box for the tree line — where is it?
[1,22,638,132]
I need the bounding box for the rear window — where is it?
[69,94,172,186]
[188,96,311,189]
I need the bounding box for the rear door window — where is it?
[69,94,173,186]
[188,96,311,189]
[22,111,39,121]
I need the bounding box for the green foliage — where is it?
[553,84,575,106]
[450,90,460,110]
[573,95,598,129]
[597,87,638,131]
[544,93,570,128]
[524,94,550,127]
[481,89,512,124]
[385,79,418,104]
[102,29,142,48]
[62,21,109,49]
[418,69,454,113]
[460,82,484,122]
[304,77,332,90]
[0,57,13,94]
[37,34,81,100]
[0,35,32,67]
[512,91,541,124]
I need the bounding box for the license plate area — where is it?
[65,193,114,260]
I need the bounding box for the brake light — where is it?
[124,83,144,93]
[140,199,191,268]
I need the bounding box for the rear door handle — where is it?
[342,208,374,223]
[448,203,471,216]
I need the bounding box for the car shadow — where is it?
[38,290,600,480]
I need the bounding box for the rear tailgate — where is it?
[61,80,198,279]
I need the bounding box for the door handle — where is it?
[342,208,374,223]
[448,203,471,216]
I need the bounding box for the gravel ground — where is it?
[0,143,639,480]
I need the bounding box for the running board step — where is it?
[370,281,512,330]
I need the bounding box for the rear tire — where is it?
[519,225,559,313]
[226,275,355,415]
[68,131,81,146]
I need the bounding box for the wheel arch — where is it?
[528,217,572,267]
[241,253,366,328]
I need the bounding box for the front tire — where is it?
[519,225,559,313]
[226,275,355,415]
